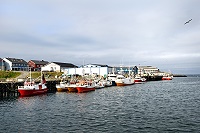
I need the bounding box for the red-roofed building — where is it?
[28,60,49,71]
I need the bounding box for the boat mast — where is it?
[41,70,42,83]
[29,67,32,83]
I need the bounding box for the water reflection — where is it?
[0,77,200,132]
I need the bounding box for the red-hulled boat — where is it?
[162,75,173,80]
[18,72,48,97]
[134,76,146,83]
[76,81,95,93]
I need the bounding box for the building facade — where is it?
[3,57,28,71]
[28,60,49,71]
[64,64,113,77]
[137,66,160,75]
[41,62,77,72]
[0,58,5,71]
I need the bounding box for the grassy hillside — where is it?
[31,72,64,79]
[0,71,63,79]
[0,71,21,78]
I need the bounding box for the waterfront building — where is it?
[28,60,49,71]
[113,66,135,75]
[0,58,5,71]
[3,57,28,71]
[64,64,113,77]
[137,66,160,75]
[41,62,77,72]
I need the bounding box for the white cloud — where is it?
[0,0,200,74]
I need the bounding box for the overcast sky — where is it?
[0,0,200,74]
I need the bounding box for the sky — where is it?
[0,0,200,74]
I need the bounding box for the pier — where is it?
[0,82,21,98]
[0,80,59,99]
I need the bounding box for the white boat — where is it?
[102,79,112,87]
[107,73,117,86]
[134,76,146,83]
[115,75,134,86]
[94,79,105,89]
[56,81,68,92]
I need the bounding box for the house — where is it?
[3,57,28,71]
[64,64,113,77]
[28,60,49,71]
[0,58,5,71]
[41,62,78,72]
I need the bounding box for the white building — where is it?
[137,66,160,75]
[41,62,77,72]
[64,64,113,77]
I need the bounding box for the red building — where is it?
[28,60,49,71]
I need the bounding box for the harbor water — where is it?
[0,76,200,132]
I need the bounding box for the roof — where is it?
[30,60,49,65]
[5,57,28,64]
[0,58,4,63]
[53,62,78,68]
[83,64,111,68]
[138,66,158,69]
[91,64,110,67]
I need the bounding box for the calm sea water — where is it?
[0,77,200,133]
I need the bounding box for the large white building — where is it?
[41,62,77,72]
[64,64,113,77]
[137,66,160,75]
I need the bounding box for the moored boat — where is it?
[94,80,105,89]
[134,76,146,83]
[107,73,117,86]
[104,79,112,87]
[115,75,134,86]
[76,81,95,93]
[56,81,68,92]
[162,75,173,80]
[18,71,48,97]
[67,84,78,92]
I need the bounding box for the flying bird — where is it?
[184,19,192,25]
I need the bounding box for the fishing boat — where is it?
[162,75,173,80]
[107,73,117,86]
[76,80,95,93]
[67,84,78,92]
[134,76,146,83]
[56,80,68,92]
[18,71,48,97]
[103,79,112,87]
[94,80,105,89]
[115,75,134,86]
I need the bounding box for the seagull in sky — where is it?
[184,19,192,25]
